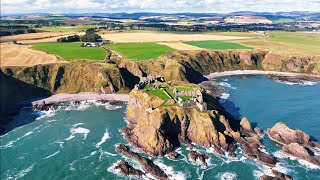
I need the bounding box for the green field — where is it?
[184,41,251,50]
[32,42,106,60]
[36,26,94,32]
[106,43,175,60]
[271,18,295,23]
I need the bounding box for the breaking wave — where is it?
[65,124,90,141]
[216,171,238,180]
[95,129,110,148]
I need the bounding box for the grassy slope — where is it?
[106,43,175,60]
[184,40,251,50]
[32,42,106,60]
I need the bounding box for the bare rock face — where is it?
[268,122,319,148]
[282,143,320,167]
[114,160,143,177]
[188,151,209,166]
[115,144,168,179]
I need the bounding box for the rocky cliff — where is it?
[123,87,278,169]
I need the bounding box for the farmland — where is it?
[184,40,251,50]
[106,43,175,60]
[99,31,251,43]
[0,43,59,67]
[32,42,106,60]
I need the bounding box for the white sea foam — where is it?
[107,160,122,175]
[35,109,56,120]
[154,159,187,180]
[275,80,319,86]
[65,125,90,141]
[219,93,230,103]
[82,151,98,160]
[9,164,35,180]
[1,131,33,149]
[216,171,238,180]
[218,82,236,89]
[273,150,320,170]
[43,150,60,159]
[96,129,110,148]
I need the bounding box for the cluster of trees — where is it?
[57,35,80,42]
[80,28,101,42]
[127,23,310,32]
[0,25,38,36]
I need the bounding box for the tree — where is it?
[80,33,101,42]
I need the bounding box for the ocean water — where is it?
[1,76,320,180]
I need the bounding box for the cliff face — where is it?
[2,50,319,96]
[123,89,242,156]
[1,61,133,94]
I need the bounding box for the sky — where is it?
[1,0,320,15]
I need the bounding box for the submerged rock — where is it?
[114,160,143,177]
[115,144,168,179]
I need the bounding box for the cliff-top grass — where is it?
[106,43,175,60]
[32,42,106,60]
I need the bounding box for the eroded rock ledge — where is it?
[268,123,320,167]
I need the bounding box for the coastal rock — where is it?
[256,150,277,167]
[167,151,179,160]
[115,144,168,179]
[188,151,208,166]
[268,122,320,149]
[260,169,293,180]
[254,127,265,138]
[282,143,320,167]
[114,160,143,177]
[32,101,59,111]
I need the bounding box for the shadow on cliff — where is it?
[0,70,52,135]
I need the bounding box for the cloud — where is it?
[1,0,320,14]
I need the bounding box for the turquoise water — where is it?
[1,75,320,179]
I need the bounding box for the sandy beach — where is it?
[205,70,320,79]
[31,92,130,105]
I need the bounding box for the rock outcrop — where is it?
[282,143,320,167]
[268,122,320,149]
[268,123,320,168]
[123,87,279,168]
[260,169,293,180]
[114,160,143,177]
[115,144,168,179]
[188,151,209,166]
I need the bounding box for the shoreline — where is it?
[31,92,130,105]
[205,70,320,79]
[25,70,320,106]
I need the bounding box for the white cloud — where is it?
[1,0,320,14]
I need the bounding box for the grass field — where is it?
[36,26,94,32]
[270,18,295,23]
[106,43,175,60]
[231,31,320,55]
[184,40,251,50]
[32,42,106,60]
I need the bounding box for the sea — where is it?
[1,75,320,180]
